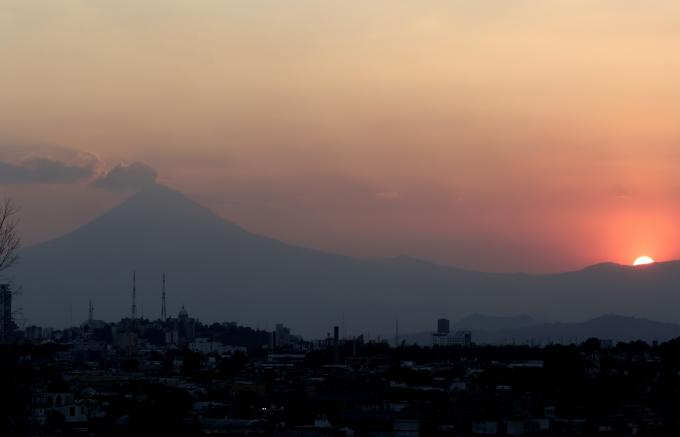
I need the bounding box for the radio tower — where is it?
[161,272,167,321]
[89,300,94,322]
[131,271,137,320]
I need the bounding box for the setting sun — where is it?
[633,256,655,266]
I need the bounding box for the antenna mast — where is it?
[131,271,137,320]
[89,300,94,322]
[161,272,167,321]
[341,311,345,340]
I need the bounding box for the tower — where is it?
[333,325,340,364]
[341,311,345,340]
[161,272,167,321]
[131,271,137,320]
[88,299,94,322]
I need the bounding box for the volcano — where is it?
[13,184,680,337]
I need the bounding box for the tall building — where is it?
[0,284,12,338]
[275,323,291,348]
[437,318,450,334]
[433,317,472,347]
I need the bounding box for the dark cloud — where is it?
[0,157,95,184]
[92,162,158,192]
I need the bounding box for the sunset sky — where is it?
[2,1,680,273]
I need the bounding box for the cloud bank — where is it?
[0,157,95,184]
[0,146,159,194]
[92,162,158,192]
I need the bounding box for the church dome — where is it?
[178,305,189,319]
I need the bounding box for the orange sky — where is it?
[2,1,680,272]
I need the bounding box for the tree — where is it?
[0,198,21,329]
[0,198,20,274]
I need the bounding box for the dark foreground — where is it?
[3,338,680,436]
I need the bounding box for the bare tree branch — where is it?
[0,198,20,273]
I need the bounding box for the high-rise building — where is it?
[275,323,291,348]
[433,317,471,347]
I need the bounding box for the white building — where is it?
[432,330,472,347]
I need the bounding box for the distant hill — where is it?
[12,184,680,338]
[402,314,680,346]
[399,313,539,346]
[489,314,680,345]
[454,313,539,331]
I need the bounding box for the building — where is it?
[472,421,498,435]
[165,306,196,347]
[437,318,450,334]
[272,323,291,349]
[433,332,455,347]
[432,317,472,347]
[25,325,43,342]
[394,419,420,437]
[189,338,247,355]
[452,330,472,347]
[31,391,88,425]
[0,284,12,338]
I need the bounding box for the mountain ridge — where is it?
[25,185,663,277]
[401,313,680,346]
[12,184,680,337]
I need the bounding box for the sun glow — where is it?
[633,256,655,266]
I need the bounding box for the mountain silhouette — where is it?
[12,184,680,337]
[454,313,539,331]
[482,314,680,345]
[401,314,680,346]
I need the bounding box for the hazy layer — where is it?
[2,1,680,272]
